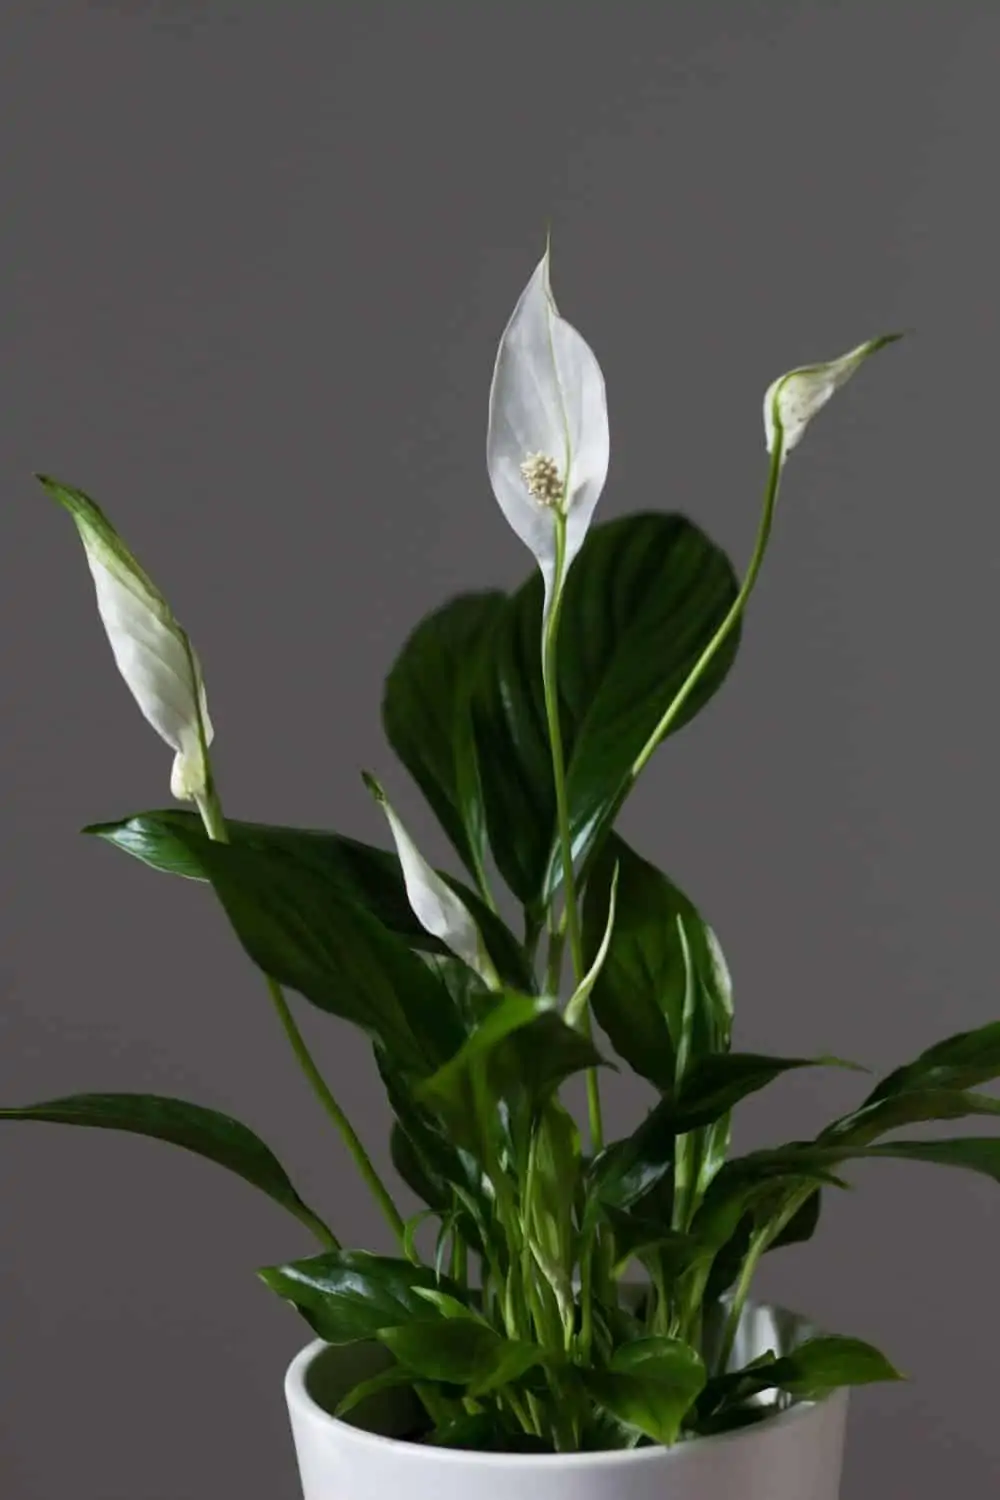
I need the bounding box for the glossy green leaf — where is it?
[583,837,732,1093]
[335,1364,417,1419]
[257,1251,463,1344]
[526,1100,581,1311]
[864,1020,1000,1104]
[163,826,464,1077]
[591,1044,837,1215]
[383,591,505,884]
[702,1335,901,1416]
[0,1093,331,1240]
[601,1205,704,1276]
[821,1087,1000,1146]
[705,1188,823,1301]
[379,1317,542,1392]
[585,1336,706,1445]
[697,1135,1000,1251]
[418,993,607,1149]
[674,1051,864,1133]
[87,809,533,991]
[472,513,740,905]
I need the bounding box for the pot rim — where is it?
[285,1336,848,1471]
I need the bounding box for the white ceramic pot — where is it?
[284,1301,849,1500]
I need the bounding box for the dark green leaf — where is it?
[257,1251,463,1344]
[774,1336,903,1396]
[697,1135,1000,1250]
[335,1364,417,1419]
[705,1189,823,1301]
[585,1337,706,1445]
[87,810,533,991]
[382,591,505,884]
[865,1020,1000,1104]
[674,1052,863,1133]
[379,1317,542,1392]
[0,1092,330,1239]
[472,513,740,905]
[424,1413,553,1452]
[164,827,464,1076]
[702,1336,901,1415]
[419,993,607,1149]
[821,1088,1000,1146]
[601,1205,704,1275]
[584,837,732,1093]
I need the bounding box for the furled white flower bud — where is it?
[38,476,213,803]
[486,248,609,614]
[763,334,902,460]
[363,773,499,989]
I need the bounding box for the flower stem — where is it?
[194,783,406,1248]
[264,974,406,1245]
[630,440,785,786]
[542,515,603,1155]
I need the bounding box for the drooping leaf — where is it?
[163,827,465,1077]
[821,1087,1000,1146]
[257,1251,464,1344]
[472,513,740,906]
[86,810,533,990]
[584,1336,706,1445]
[0,1093,331,1241]
[696,1136,1000,1252]
[379,1317,543,1393]
[382,591,506,884]
[863,1020,1000,1104]
[583,836,731,1093]
[674,1051,864,1133]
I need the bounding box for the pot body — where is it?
[284,1302,849,1500]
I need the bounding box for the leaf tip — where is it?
[361,770,386,805]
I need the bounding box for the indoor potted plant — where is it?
[8,246,1000,1500]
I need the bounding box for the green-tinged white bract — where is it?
[38,476,213,803]
[763,334,902,460]
[486,249,609,614]
[363,773,500,990]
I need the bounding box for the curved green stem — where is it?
[542,516,603,1154]
[631,440,785,785]
[264,974,405,1245]
[194,783,406,1248]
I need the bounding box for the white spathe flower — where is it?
[38,476,213,803]
[486,248,609,612]
[764,334,902,460]
[363,773,500,989]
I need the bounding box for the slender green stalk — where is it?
[542,515,604,1154]
[630,440,785,786]
[264,974,405,1244]
[717,1229,768,1376]
[716,1181,816,1375]
[194,782,406,1248]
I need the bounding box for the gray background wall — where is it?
[1,2,998,1496]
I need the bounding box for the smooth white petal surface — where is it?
[487,252,609,608]
[40,477,213,801]
[365,774,499,989]
[764,334,901,459]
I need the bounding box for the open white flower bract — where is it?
[363,773,500,990]
[486,249,609,613]
[764,334,902,461]
[38,475,213,803]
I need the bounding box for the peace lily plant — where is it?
[9,248,999,1462]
